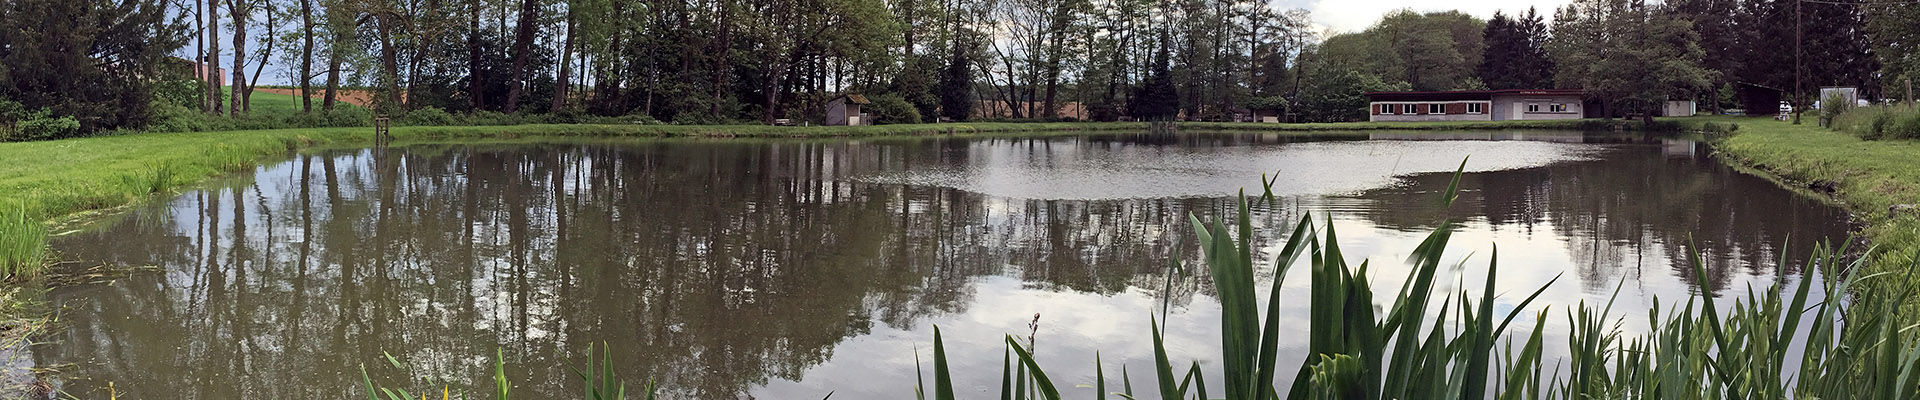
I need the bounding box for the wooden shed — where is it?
[826,94,872,126]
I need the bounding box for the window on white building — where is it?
[1467,103,1485,114]
[1429,104,1445,114]
[1550,104,1569,113]
[1527,103,1541,113]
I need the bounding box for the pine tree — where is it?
[939,36,975,122]
[1129,34,1178,120]
[1478,9,1555,90]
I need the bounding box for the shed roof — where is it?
[833,94,871,105]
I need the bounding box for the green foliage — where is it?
[1818,91,1854,125]
[0,103,79,142]
[402,106,460,126]
[152,79,205,109]
[1477,9,1555,90]
[1835,105,1920,141]
[1292,68,1409,123]
[0,0,185,132]
[1245,96,1288,112]
[1551,0,1715,120]
[1127,37,1180,120]
[940,39,977,122]
[0,205,44,277]
[865,94,923,124]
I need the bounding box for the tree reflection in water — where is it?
[36,133,1850,399]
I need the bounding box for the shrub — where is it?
[468,111,524,126]
[864,94,922,125]
[2,105,81,141]
[1834,105,1920,140]
[401,106,458,126]
[1817,91,1853,127]
[153,79,204,108]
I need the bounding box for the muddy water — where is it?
[39,132,1851,399]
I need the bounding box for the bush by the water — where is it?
[1834,105,1920,140]
[865,94,923,124]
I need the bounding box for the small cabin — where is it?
[826,94,872,126]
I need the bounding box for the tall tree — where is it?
[1477,9,1554,90]
[208,0,224,114]
[939,31,975,121]
[0,0,186,131]
[1865,0,1919,98]
[1551,0,1714,122]
[229,0,248,116]
[502,0,538,113]
[552,0,576,111]
[1128,34,1177,120]
[301,0,315,112]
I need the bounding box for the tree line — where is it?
[0,0,1914,138]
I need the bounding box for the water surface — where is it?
[39,132,1852,399]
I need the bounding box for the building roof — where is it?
[833,94,871,105]
[1364,89,1583,101]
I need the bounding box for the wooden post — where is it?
[374,116,391,145]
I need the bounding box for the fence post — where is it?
[374,116,391,145]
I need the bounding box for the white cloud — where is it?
[1288,0,1574,34]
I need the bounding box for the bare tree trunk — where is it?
[323,11,344,111]
[552,0,576,111]
[707,0,731,116]
[208,0,223,115]
[195,0,208,113]
[247,1,278,113]
[229,0,247,116]
[467,0,484,111]
[375,12,402,111]
[502,0,538,113]
[301,0,314,113]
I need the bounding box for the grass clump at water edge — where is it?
[0,205,44,277]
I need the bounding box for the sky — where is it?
[1281,0,1575,34]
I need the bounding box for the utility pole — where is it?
[1793,0,1802,124]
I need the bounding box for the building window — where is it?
[1387,104,1400,114]
[1550,104,1569,113]
[1467,103,1485,114]
[1527,103,1541,113]
[1429,104,1445,114]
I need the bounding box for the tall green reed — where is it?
[0,204,45,276]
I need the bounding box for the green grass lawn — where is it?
[223,87,360,113]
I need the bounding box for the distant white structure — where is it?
[1664,100,1697,117]
[1820,87,1859,107]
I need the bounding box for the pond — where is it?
[37,131,1852,399]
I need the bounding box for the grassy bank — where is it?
[1704,115,1920,294]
